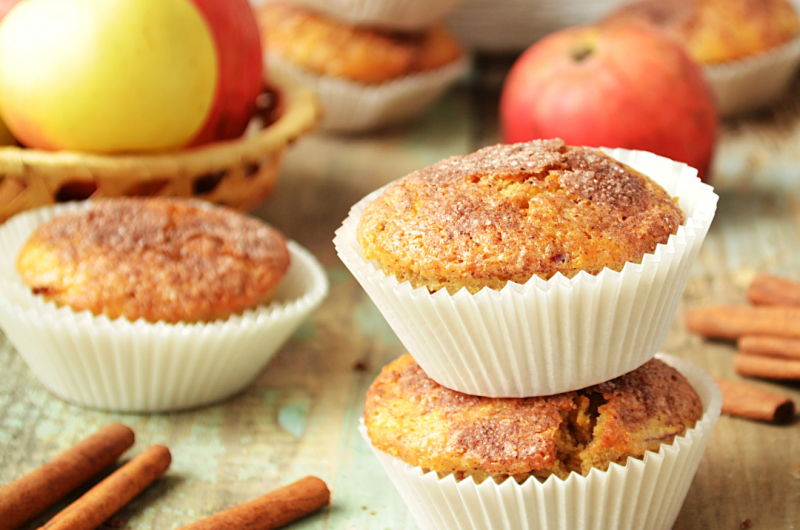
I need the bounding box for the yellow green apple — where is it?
[0,0,263,153]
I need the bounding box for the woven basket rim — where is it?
[0,71,320,178]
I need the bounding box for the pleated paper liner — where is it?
[287,0,465,31]
[0,202,329,412]
[335,148,718,397]
[360,353,722,530]
[265,52,470,133]
[704,34,800,116]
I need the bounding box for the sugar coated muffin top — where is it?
[357,139,686,294]
[16,198,290,323]
[364,354,703,483]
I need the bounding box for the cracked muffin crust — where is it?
[364,354,703,483]
[16,198,290,324]
[357,139,686,294]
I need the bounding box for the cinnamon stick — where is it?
[738,335,800,361]
[0,423,135,530]
[734,354,800,381]
[685,305,800,340]
[178,476,330,530]
[713,377,795,423]
[39,445,171,530]
[746,273,800,307]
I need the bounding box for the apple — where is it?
[0,0,21,21]
[0,0,263,153]
[184,0,264,147]
[500,23,718,181]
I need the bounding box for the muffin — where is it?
[256,2,469,131]
[361,353,722,530]
[365,354,703,483]
[604,0,800,115]
[357,139,685,295]
[605,0,800,64]
[16,198,290,324]
[335,145,718,397]
[0,201,328,412]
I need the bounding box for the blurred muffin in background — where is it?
[604,0,800,64]
[256,1,468,131]
[605,0,800,115]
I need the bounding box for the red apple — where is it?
[500,23,718,181]
[187,0,264,147]
[0,0,263,153]
[0,0,21,20]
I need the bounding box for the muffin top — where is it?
[357,139,686,294]
[16,198,290,324]
[364,355,703,483]
[604,0,800,64]
[256,1,463,84]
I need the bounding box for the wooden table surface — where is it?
[2,55,800,530]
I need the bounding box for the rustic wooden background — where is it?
[2,54,800,529]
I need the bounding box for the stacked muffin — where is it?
[254,0,469,132]
[335,140,722,529]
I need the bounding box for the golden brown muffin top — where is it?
[364,355,703,482]
[605,0,800,63]
[16,198,290,324]
[357,139,686,294]
[256,1,463,84]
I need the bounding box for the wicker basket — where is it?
[0,73,319,223]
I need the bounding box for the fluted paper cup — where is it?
[335,148,718,397]
[266,52,470,133]
[446,0,625,52]
[360,353,721,530]
[0,202,329,412]
[286,0,465,30]
[705,35,800,116]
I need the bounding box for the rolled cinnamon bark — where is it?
[713,377,795,423]
[39,445,171,530]
[0,423,135,530]
[178,476,330,530]
[738,335,800,361]
[734,354,800,381]
[747,274,800,307]
[685,306,800,340]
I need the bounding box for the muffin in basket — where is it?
[335,139,718,397]
[0,198,329,412]
[360,353,722,530]
[604,0,800,115]
[255,1,469,131]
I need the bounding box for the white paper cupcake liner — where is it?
[360,353,722,530]
[446,0,625,52]
[284,0,465,30]
[0,202,329,412]
[704,35,800,116]
[266,52,470,133]
[335,148,718,397]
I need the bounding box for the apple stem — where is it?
[571,43,594,62]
